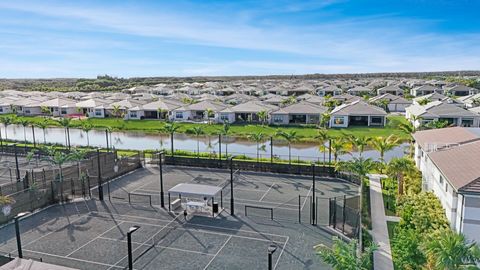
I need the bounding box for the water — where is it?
[1,124,408,162]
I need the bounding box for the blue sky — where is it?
[1,0,479,78]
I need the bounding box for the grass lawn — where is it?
[3,114,409,142]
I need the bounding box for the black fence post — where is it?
[298,195,301,223]
[333,197,337,229]
[311,163,316,226]
[97,149,104,201]
[159,151,165,208]
[105,129,109,151]
[229,157,234,216]
[14,144,20,181]
[31,126,36,148]
[270,136,273,164]
[342,195,347,233]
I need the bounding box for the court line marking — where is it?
[97,236,215,256]
[203,235,232,270]
[66,221,126,257]
[23,249,124,269]
[86,210,288,240]
[259,183,276,201]
[301,185,313,210]
[274,236,289,269]
[19,212,92,251]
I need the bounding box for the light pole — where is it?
[312,163,316,226]
[14,212,30,258]
[127,225,140,270]
[97,149,103,201]
[229,157,234,216]
[268,244,277,270]
[158,150,165,208]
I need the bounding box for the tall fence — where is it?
[0,149,142,225]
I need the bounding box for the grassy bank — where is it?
[4,114,410,141]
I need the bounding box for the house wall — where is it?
[21,106,42,116]
[329,115,348,128]
[88,108,105,118]
[271,114,288,125]
[59,107,78,116]
[0,106,12,114]
[127,110,145,120]
[215,112,235,123]
[462,195,480,244]
[172,110,191,121]
[387,103,409,112]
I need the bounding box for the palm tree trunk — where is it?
[4,125,7,140]
[197,138,200,158]
[288,144,291,165]
[43,129,46,144]
[398,173,404,195]
[86,132,90,147]
[256,142,259,162]
[225,142,228,158]
[67,127,71,149]
[170,133,174,155]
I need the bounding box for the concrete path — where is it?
[367,174,395,270]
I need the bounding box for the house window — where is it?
[220,114,229,121]
[175,112,183,119]
[129,111,137,118]
[61,108,67,114]
[95,109,102,116]
[273,115,284,123]
[333,116,345,125]
[371,116,383,124]
[25,109,30,114]
[461,118,474,127]
[439,175,444,184]
[445,183,448,192]
[0,107,3,112]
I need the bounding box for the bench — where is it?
[171,199,181,210]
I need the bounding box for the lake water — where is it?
[1,124,408,162]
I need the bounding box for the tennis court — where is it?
[0,165,359,269]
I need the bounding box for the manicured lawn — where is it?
[3,114,410,141]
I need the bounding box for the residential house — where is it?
[0,97,18,114]
[412,127,480,244]
[105,99,146,118]
[329,100,387,128]
[444,85,480,97]
[457,93,480,108]
[369,93,412,112]
[317,85,342,97]
[377,85,404,96]
[347,86,372,96]
[39,98,78,117]
[406,101,480,128]
[76,99,110,118]
[270,101,328,125]
[410,85,442,96]
[126,99,182,120]
[173,100,227,122]
[217,101,278,124]
[331,93,361,105]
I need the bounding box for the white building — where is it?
[413,127,480,244]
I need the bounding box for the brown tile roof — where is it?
[428,141,480,192]
[413,127,480,150]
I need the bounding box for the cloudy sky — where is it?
[1,0,479,78]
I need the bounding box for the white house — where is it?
[76,99,110,118]
[270,101,328,125]
[410,85,442,97]
[412,127,480,244]
[406,101,480,128]
[39,98,78,117]
[329,100,387,128]
[369,93,412,112]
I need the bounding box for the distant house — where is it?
[347,86,372,96]
[0,97,17,114]
[329,100,387,128]
[76,99,110,118]
[217,101,278,123]
[369,93,412,112]
[377,85,403,96]
[126,98,183,120]
[317,85,342,97]
[331,93,361,105]
[410,85,442,96]
[444,85,480,97]
[296,94,325,105]
[406,101,480,128]
[457,93,480,108]
[172,100,227,122]
[412,127,480,244]
[39,98,78,117]
[105,99,146,118]
[413,92,448,105]
[270,102,328,125]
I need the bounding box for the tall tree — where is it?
[221,120,231,158]
[16,119,30,147]
[81,121,93,147]
[248,132,265,162]
[336,157,376,179]
[387,157,415,195]
[320,113,331,128]
[36,118,49,144]
[424,229,480,270]
[315,128,330,165]
[257,110,269,126]
[163,122,180,155]
[275,130,299,164]
[370,135,400,164]
[188,126,205,157]
[0,115,15,140]
[57,118,72,149]
[330,137,350,164]
[315,237,377,270]
[347,135,371,157]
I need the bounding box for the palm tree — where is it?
[16,119,30,148]
[330,137,350,164]
[424,229,480,270]
[377,99,390,112]
[387,157,415,195]
[257,110,269,126]
[163,122,180,155]
[369,135,400,164]
[81,122,93,147]
[188,126,205,157]
[276,130,299,165]
[57,118,72,149]
[41,106,51,116]
[157,107,167,120]
[111,105,122,118]
[424,120,450,129]
[221,120,231,158]
[315,128,330,165]
[69,147,88,182]
[418,98,430,105]
[248,132,265,162]
[315,237,376,270]
[320,113,331,128]
[336,157,376,179]
[347,135,371,157]
[0,115,15,140]
[36,118,49,144]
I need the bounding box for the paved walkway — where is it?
[367,174,394,270]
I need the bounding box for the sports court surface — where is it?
[0,165,358,270]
